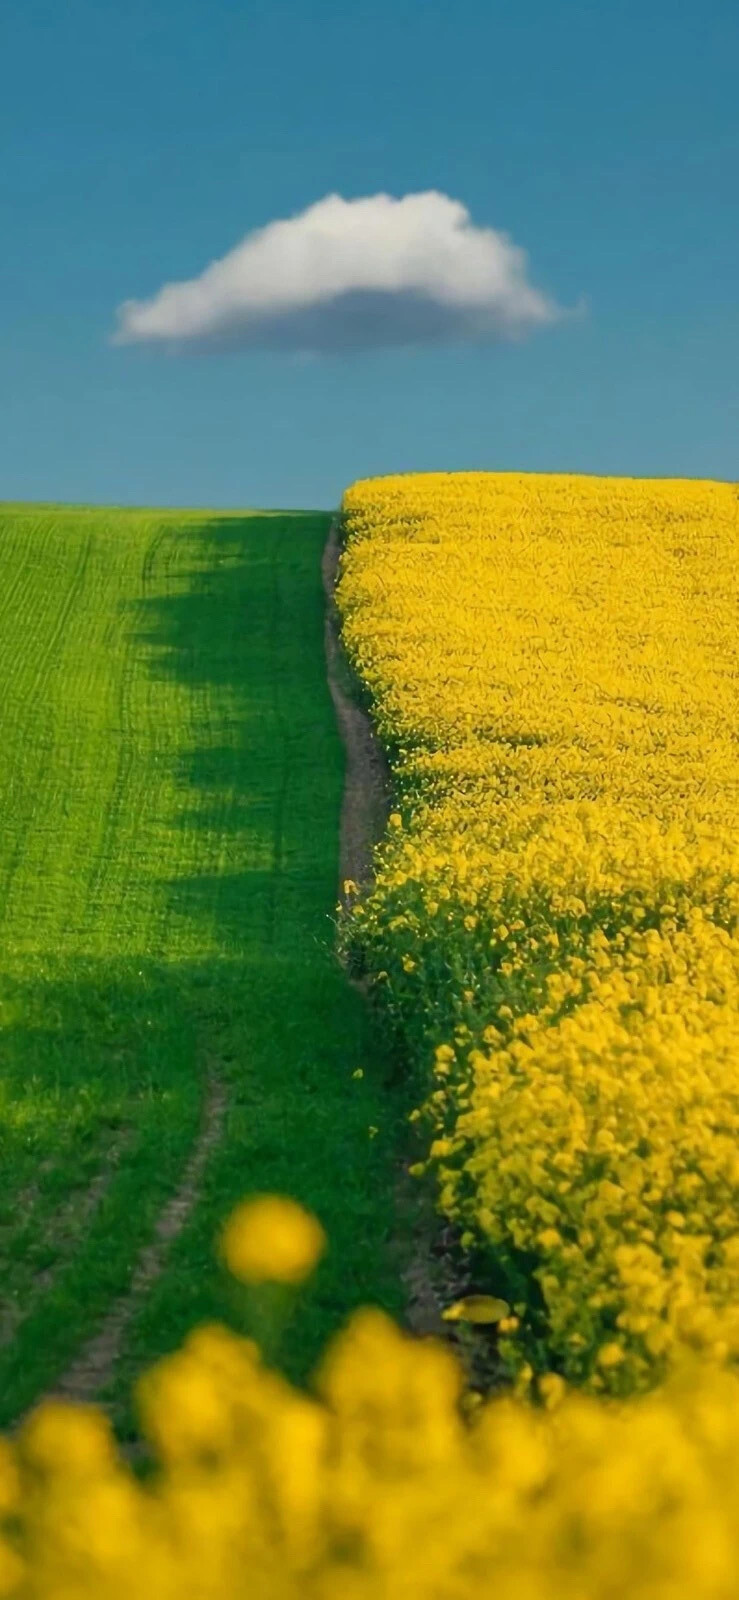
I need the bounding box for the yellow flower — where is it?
[441,1294,510,1324]
[0,1441,19,1514]
[220,1195,326,1286]
[19,1400,116,1475]
[538,1372,566,1408]
[597,1342,626,1369]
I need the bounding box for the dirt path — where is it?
[322,518,390,893]
[322,518,503,1391]
[49,1072,226,1406]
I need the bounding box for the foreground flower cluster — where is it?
[337,470,739,1393]
[7,1196,739,1598]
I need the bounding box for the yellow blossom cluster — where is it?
[9,1202,739,1597]
[336,469,739,1391]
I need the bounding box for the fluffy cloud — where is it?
[113,191,568,354]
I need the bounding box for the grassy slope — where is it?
[0,505,408,1432]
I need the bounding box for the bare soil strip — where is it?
[321,517,390,894]
[51,1073,226,1405]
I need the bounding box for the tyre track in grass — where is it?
[265,517,289,944]
[85,521,170,917]
[0,516,58,644]
[0,1131,131,1352]
[51,1073,226,1405]
[323,515,505,1394]
[0,530,94,920]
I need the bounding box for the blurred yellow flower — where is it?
[8,1204,739,1599]
[220,1195,326,1286]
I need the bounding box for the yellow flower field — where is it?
[7,1199,739,1599]
[337,470,739,1393]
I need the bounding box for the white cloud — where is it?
[113,191,570,354]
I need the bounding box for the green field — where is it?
[0,504,408,1433]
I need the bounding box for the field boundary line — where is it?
[321,516,390,897]
[323,516,499,1384]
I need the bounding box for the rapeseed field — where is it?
[337,470,739,1394]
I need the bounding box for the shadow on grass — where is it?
[0,511,412,1426]
[131,513,343,953]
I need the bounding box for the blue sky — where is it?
[2,0,737,509]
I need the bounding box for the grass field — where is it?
[0,503,409,1433]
